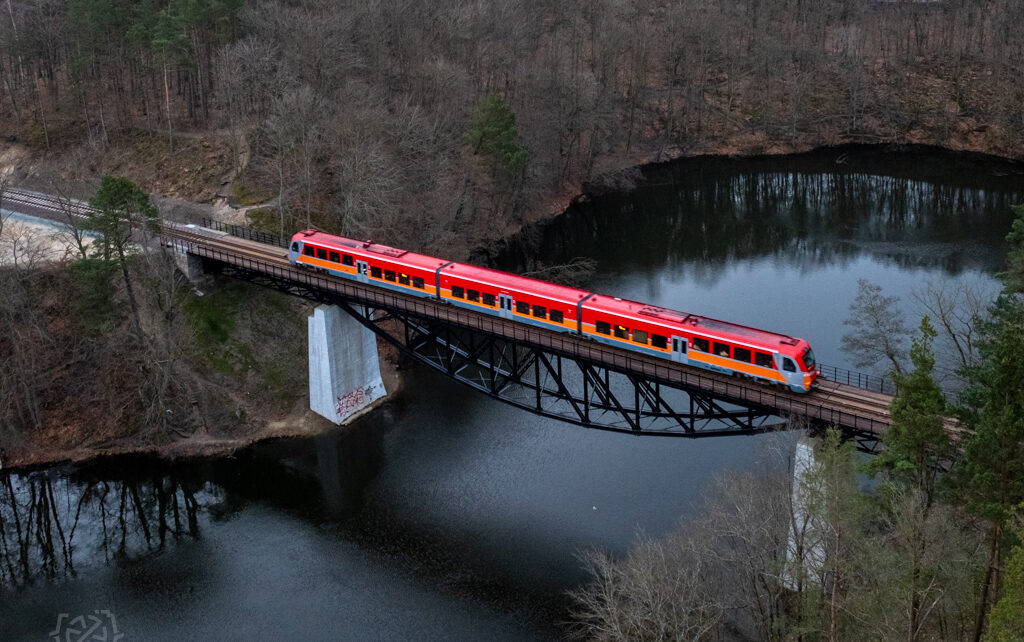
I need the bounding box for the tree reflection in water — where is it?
[493,151,1024,280]
[0,469,206,590]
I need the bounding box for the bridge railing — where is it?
[817,363,895,396]
[165,236,893,439]
[199,218,289,248]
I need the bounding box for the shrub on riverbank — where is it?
[0,254,311,468]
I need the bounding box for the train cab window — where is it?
[755,352,774,368]
[533,305,546,318]
[614,325,628,339]
[783,358,797,372]
[316,248,328,260]
[632,329,648,344]
[516,301,530,314]
[384,270,396,282]
[303,245,315,257]
[482,293,496,306]
[692,338,710,352]
[412,276,425,289]
[714,342,731,358]
[398,273,410,285]
[467,289,480,302]
[550,309,563,323]
[342,254,354,266]
[291,242,300,252]
[452,285,464,298]
[329,251,340,263]
[595,320,611,335]
[734,347,752,363]
[652,334,668,349]
[370,266,382,278]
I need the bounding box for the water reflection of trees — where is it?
[498,163,1022,278]
[0,470,206,590]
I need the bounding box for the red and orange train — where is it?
[289,230,820,392]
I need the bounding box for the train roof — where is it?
[297,231,449,270]
[585,295,803,348]
[441,263,590,304]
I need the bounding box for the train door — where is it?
[671,336,687,362]
[498,294,514,319]
[355,260,369,283]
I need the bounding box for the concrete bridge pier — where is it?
[308,304,387,424]
[783,436,826,591]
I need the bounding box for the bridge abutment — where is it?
[174,249,206,282]
[308,304,387,424]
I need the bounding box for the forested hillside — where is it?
[2,0,1023,255]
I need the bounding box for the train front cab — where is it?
[777,342,818,393]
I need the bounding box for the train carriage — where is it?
[581,295,817,391]
[438,263,589,332]
[289,231,447,298]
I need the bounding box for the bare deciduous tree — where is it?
[841,279,909,376]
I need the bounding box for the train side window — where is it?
[303,245,315,257]
[482,293,496,306]
[783,358,797,372]
[452,285,464,298]
[329,251,340,263]
[384,270,396,282]
[516,301,530,314]
[316,248,328,260]
[550,309,563,323]
[595,320,611,335]
[652,334,667,349]
[734,347,752,363]
[412,276,425,289]
[755,352,774,368]
[632,329,648,344]
[614,325,628,339]
[692,338,709,352]
[370,266,382,278]
[467,289,480,302]
[533,305,546,318]
[398,273,410,285]
[713,342,730,358]
[342,254,354,266]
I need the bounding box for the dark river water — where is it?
[2,147,1022,641]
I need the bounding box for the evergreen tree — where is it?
[869,316,951,508]
[988,507,1024,642]
[957,203,1024,642]
[1000,204,1024,294]
[465,93,528,174]
[86,176,159,335]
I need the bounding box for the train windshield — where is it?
[802,347,816,371]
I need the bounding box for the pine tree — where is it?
[957,203,1024,642]
[86,176,159,335]
[465,93,528,174]
[988,507,1024,642]
[869,316,951,508]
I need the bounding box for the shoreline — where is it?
[0,394,392,475]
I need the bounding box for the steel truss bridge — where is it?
[162,222,903,452]
[0,186,904,451]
